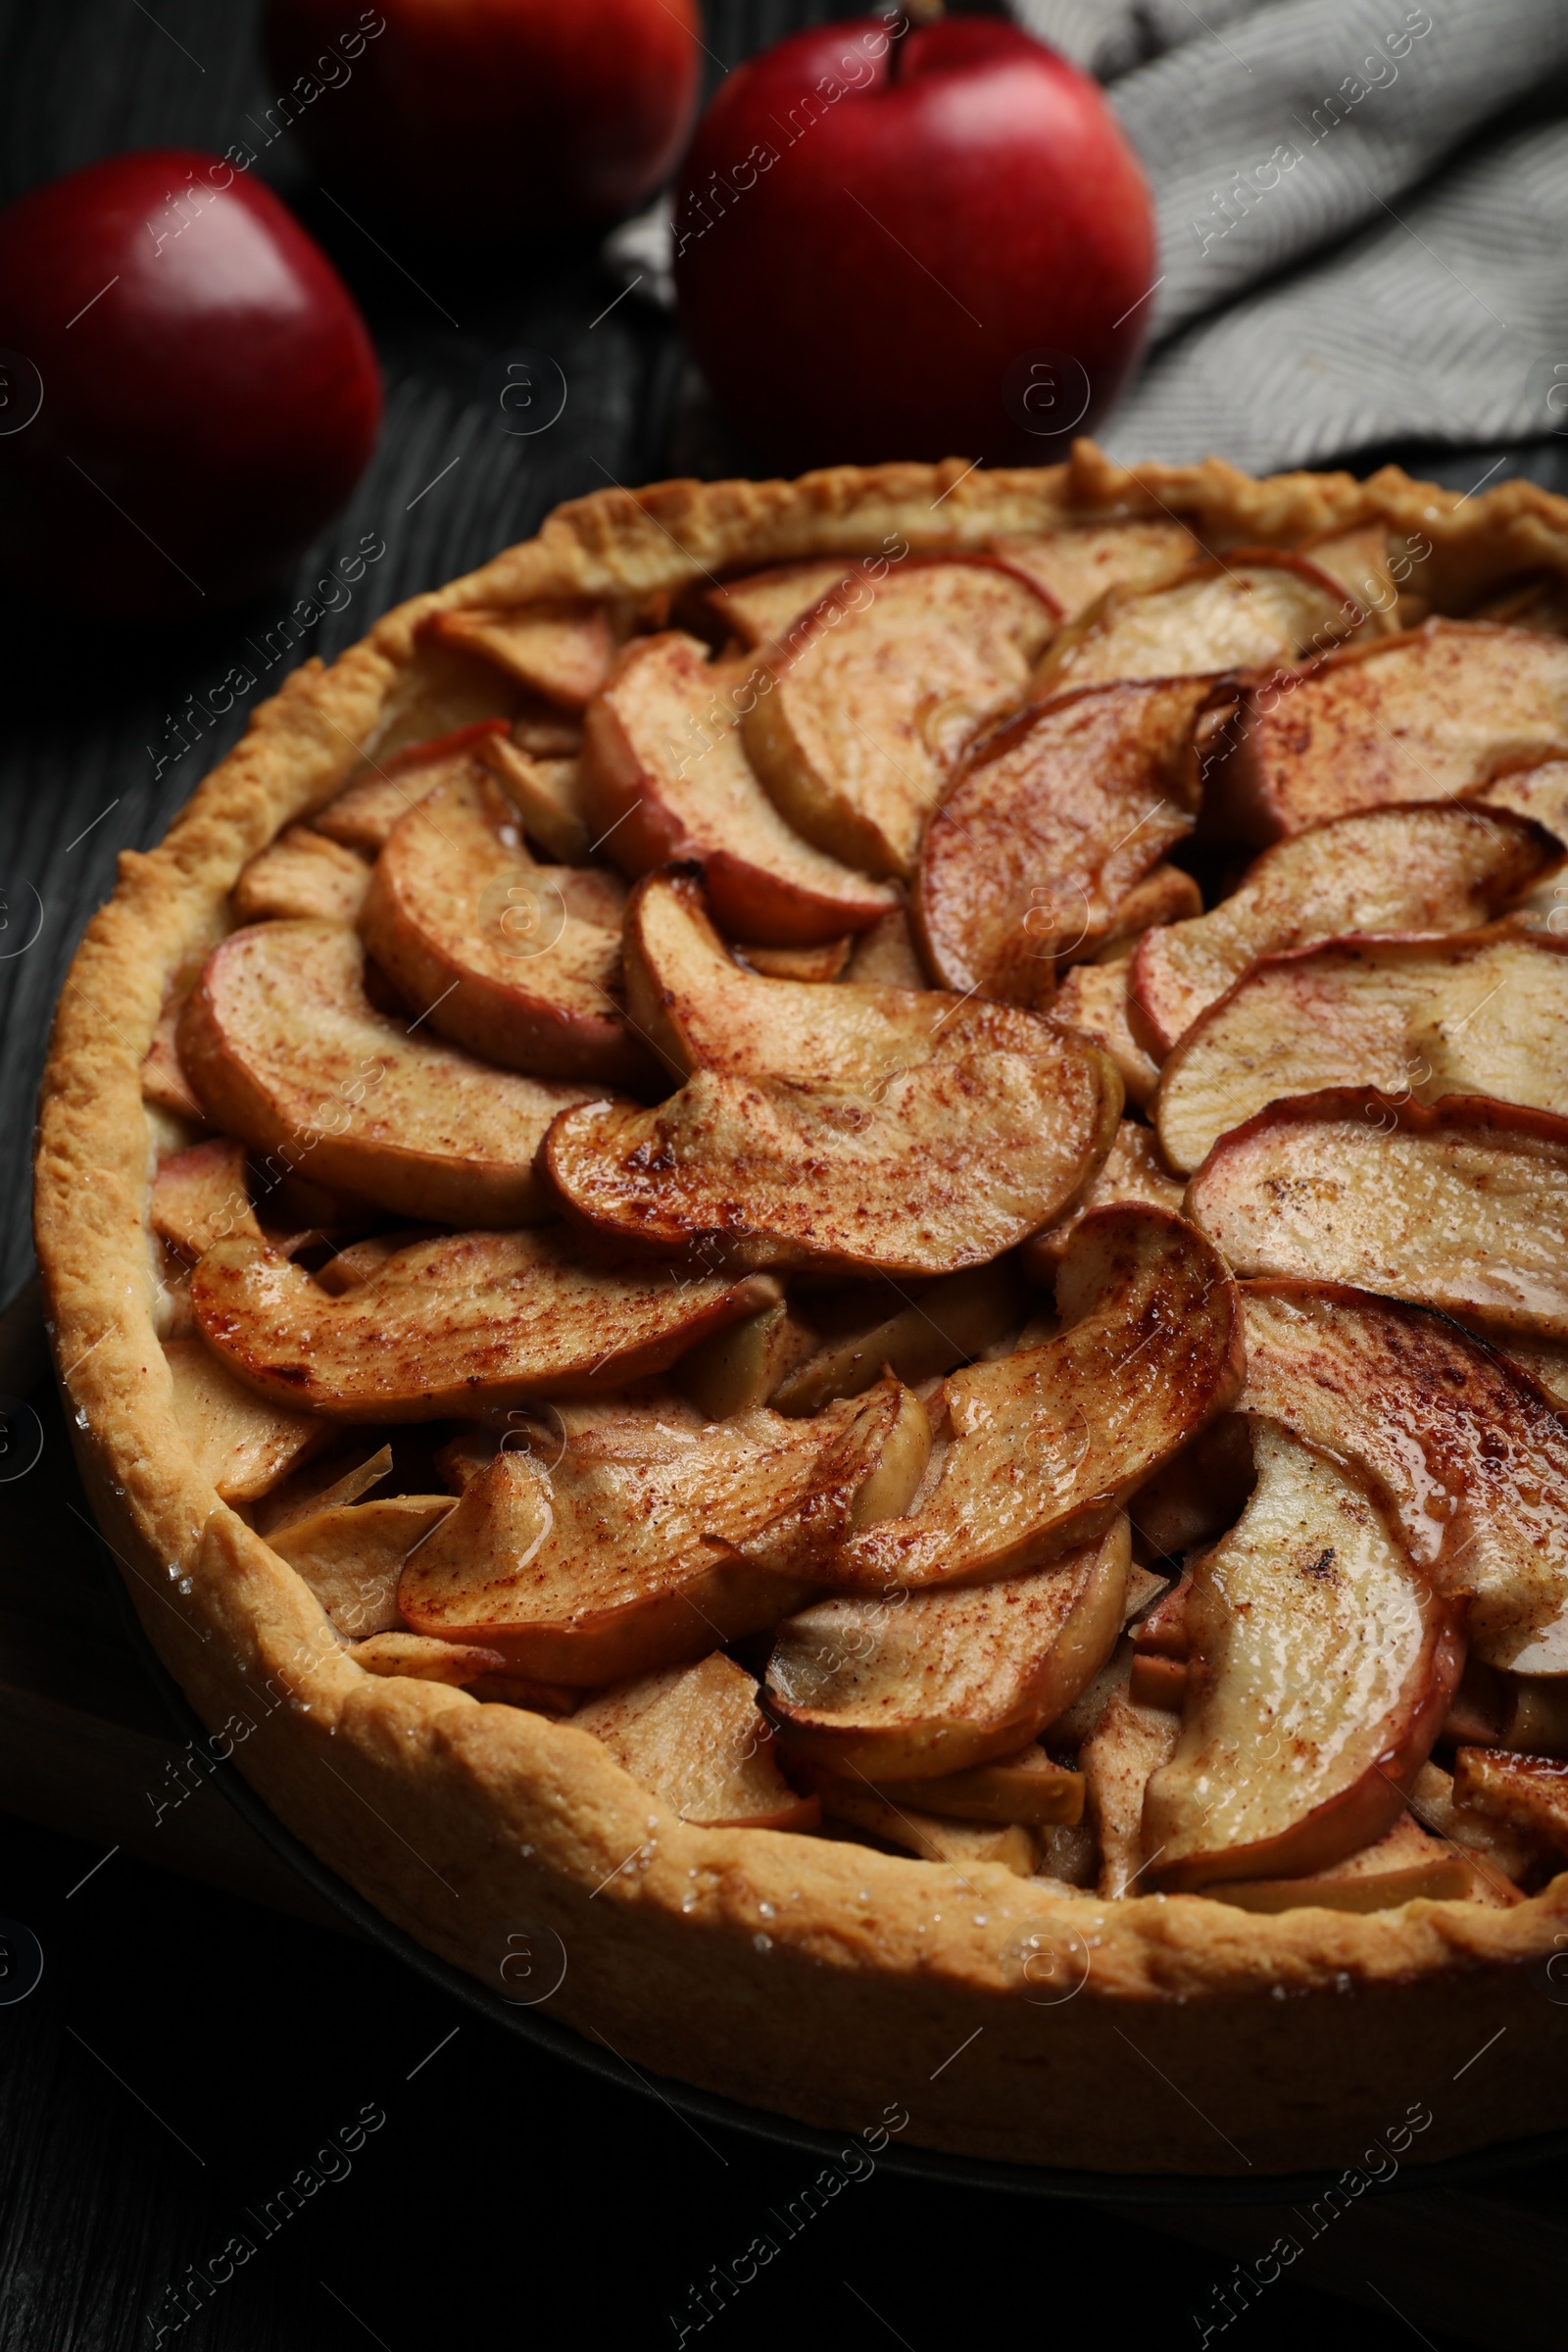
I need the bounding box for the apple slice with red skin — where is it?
[581,631,896,945]
[178,920,609,1228]
[1053,960,1163,1108]
[1203,621,1568,845]
[541,1006,1122,1279]
[622,864,960,1084]
[574,1652,819,1832]
[313,721,513,854]
[191,1227,782,1421]
[1033,550,1368,697]
[150,1137,262,1262]
[989,520,1200,624]
[820,1206,1242,1592]
[1188,1090,1568,1342]
[742,558,1056,882]
[397,1375,928,1682]
[421,602,618,711]
[1241,1281,1568,1676]
[705,560,866,651]
[914,676,1212,1004]
[1152,924,1568,1176]
[1142,1417,1463,1891]
[359,760,650,1087]
[1133,800,1556,1057]
[763,1513,1130,1782]
[1021,1119,1183,1279]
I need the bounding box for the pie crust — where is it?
[35,442,1568,2176]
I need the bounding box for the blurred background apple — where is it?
[265,0,702,236]
[672,14,1154,467]
[0,149,382,619]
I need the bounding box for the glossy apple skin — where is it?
[0,150,382,618]
[265,0,701,233]
[673,17,1155,466]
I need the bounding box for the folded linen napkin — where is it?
[1009,0,1568,466]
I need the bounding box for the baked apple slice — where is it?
[231,826,370,926]
[1132,802,1556,1056]
[1021,1121,1184,1278]
[358,762,648,1087]
[163,1337,327,1500]
[542,1015,1121,1279]
[178,921,608,1227]
[914,677,1211,1002]
[269,1494,454,1637]
[1153,925,1568,1175]
[799,1776,1036,1875]
[1143,1419,1463,1891]
[1189,1091,1568,1339]
[1206,621,1568,844]
[764,1515,1130,1779]
[397,1377,928,1681]
[1078,1660,1180,1898]
[574,1652,819,1831]
[825,1207,1242,1591]
[581,633,896,944]
[1203,1811,1482,1913]
[705,560,861,649]
[988,518,1200,620]
[867,1743,1084,1826]
[313,721,512,853]
[1033,552,1366,696]
[422,601,617,710]
[770,1259,1020,1415]
[150,1137,262,1261]
[1480,755,1568,841]
[623,865,958,1083]
[1453,1746,1568,1857]
[1053,962,1162,1108]
[1242,1280,1568,1674]
[742,560,1056,881]
[476,734,591,865]
[191,1227,781,1419]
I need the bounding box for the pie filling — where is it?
[140,517,1568,1910]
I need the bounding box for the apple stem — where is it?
[889,0,942,77]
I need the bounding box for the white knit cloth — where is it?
[1007,0,1568,466]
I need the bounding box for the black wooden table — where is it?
[3,5,1567,2344]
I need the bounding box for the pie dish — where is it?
[36,440,1568,2177]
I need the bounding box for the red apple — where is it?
[265,0,701,235]
[0,150,381,619]
[672,16,1155,467]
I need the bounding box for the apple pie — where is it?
[37,442,1568,2176]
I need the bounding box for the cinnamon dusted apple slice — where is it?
[191,1227,782,1420]
[353,1632,508,1686]
[582,633,896,944]
[423,601,617,710]
[1142,1419,1463,1891]
[1099,863,1201,950]
[1189,1091,1568,1339]
[1132,803,1556,1056]
[1453,1747,1568,1857]
[1479,755,1568,840]
[622,864,958,1083]
[1409,1759,1544,1892]
[822,1207,1242,1592]
[1242,1281,1568,1674]
[476,734,592,865]
[1153,926,1568,1175]
[1079,1660,1180,1898]
[313,720,512,853]
[843,905,928,990]
[770,1259,1020,1415]
[1053,962,1162,1108]
[800,1775,1036,1875]
[1206,621,1568,844]
[989,518,1200,621]
[743,560,1056,881]
[150,1137,261,1262]
[231,826,370,926]
[764,1516,1129,1780]
[914,677,1211,1003]
[869,1743,1084,1827]
[574,1652,819,1831]
[163,1337,327,1500]
[734,937,852,983]
[270,1494,454,1636]
[178,922,607,1226]
[1034,552,1366,697]
[542,1017,1122,1279]
[397,1376,929,1682]
[359,762,648,1087]
[1021,1122,1183,1278]
[141,997,206,1123]
[705,560,860,649]
[1203,1812,1481,1914]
